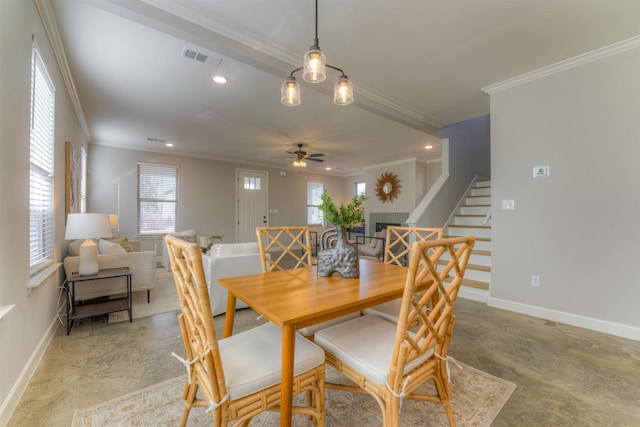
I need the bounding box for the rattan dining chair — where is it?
[314,235,475,427]
[363,226,444,323]
[255,226,360,338]
[256,226,313,271]
[164,234,325,427]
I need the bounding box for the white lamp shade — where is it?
[65,213,113,240]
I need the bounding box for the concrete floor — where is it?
[7,299,640,426]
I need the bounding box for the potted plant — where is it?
[317,191,368,278]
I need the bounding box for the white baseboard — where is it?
[488,296,640,341]
[0,316,59,426]
[458,286,489,303]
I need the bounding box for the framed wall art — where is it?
[65,141,80,218]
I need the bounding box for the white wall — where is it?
[488,46,640,339]
[88,145,345,252]
[0,0,88,423]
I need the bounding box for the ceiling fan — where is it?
[286,143,325,167]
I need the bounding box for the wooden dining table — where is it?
[218,259,410,427]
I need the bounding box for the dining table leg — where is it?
[223,292,237,338]
[280,324,296,427]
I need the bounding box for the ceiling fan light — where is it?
[293,159,307,167]
[333,75,354,105]
[303,47,326,83]
[281,76,301,106]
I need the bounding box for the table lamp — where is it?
[109,214,119,236]
[65,213,112,276]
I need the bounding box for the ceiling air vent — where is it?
[181,47,221,67]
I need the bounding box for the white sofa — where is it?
[201,242,264,316]
[63,239,156,302]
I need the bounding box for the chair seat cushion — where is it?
[314,314,432,385]
[219,323,325,400]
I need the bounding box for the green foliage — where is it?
[209,234,224,244]
[319,191,368,228]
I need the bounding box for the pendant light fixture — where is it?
[281,0,354,106]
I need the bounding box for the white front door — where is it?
[237,169,268,242]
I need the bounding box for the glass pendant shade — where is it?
[333,75,354,105]
[281,76,301,106]
[302,47,326,83]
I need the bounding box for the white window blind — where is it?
[29,42,55,275]
[137,163,178,235]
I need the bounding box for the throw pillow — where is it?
[98,239,127,255]
[68,239,84,256]
[104,237,135,252]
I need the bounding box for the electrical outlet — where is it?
[531,275,541,287]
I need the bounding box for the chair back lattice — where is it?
[164,234,229,425]
[256,226,312,272]
[388,235,475,392]
[384,226,444,266]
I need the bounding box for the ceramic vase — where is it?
[317,226,359,278]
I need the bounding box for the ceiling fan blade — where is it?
[307,153,325,157]
[307,158,324,162]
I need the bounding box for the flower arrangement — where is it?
[318,191,368,228]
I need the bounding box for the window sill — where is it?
[28,262,62,289]
[0,304,15,320]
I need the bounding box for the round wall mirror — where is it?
[375,172,401,203]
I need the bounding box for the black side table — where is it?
[66,267,132,335]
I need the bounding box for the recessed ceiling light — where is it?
[425,145,433,149]
[165,142,174,147]
[325,167,331,170]
[212,74,228,84]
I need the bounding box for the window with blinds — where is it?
[137,163,178,235]
[307,182,325,225]
[29,42,55,276]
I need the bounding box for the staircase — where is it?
[444,178,492,291]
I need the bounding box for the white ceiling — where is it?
[48,0,640,175]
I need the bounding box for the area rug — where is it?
[72,363,515,426]
[108,268,179,322]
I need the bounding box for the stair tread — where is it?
[445,277,490,291]
[448,225,491,229]
[454,214,485,217]
[439,261,490,272]
[444,235,491,242]
[460,204,491,207]
[472,250,491,256]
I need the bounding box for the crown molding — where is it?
[482,36,640,95]
[35,0,91,140]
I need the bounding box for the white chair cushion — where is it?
[314,314,432,385]
[219,323,325,400]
